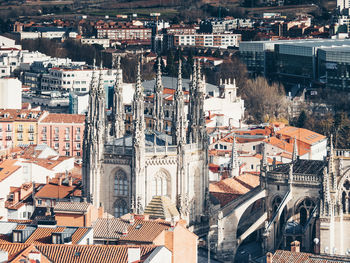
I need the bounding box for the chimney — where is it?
[98,205,104,218]
[13,191,19,203]
[68,176,73,187]
[129,214,135,225]
[170,217,175,227]
[127,247,140,263]
[122,226,128,236]
[46,176,50,184]
[266,252,273,263]
[58,177,62,186]
[291,241,300,253]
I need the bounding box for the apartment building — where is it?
[40,67,118,92]
[38,113,85,157]
[173,33,241,49]
[96,21,152,45]
[0,109,48,150]
[0,109,85,157]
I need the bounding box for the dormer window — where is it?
[52,233,62,244]
[13,231,22,243]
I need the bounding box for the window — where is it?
[52,234,62,244]
[152,171,169,197]
[114,170,128,196]
[77,152,81,157]
[37,199,42,205]
[114,199,128,218]
[13,231,22,243]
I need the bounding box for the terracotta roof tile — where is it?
[93,218,130,240]
[209,174,259,207]
[54,202,90,213]
[35,184,77,199]
[276,126,326,146]
[119,219,171,243]
[0,160,21,182]
[0,243,30,261]
[36,244,157,263]
[25,227,66,244]
[71,228,90,244]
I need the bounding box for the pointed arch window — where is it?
[114,170,128,196]
[114,199,128,218]
[152,171,170,197]
[341,180,350,214]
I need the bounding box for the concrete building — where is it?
[0,78,22,109]
[173,33,241,49]
[81,38,110,48]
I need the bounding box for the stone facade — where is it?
[83,58,209,225]
[210,137,350,261]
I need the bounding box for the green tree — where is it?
[296,110,307,128]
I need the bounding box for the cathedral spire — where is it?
[172,59,186,145]
[153,57,164,132]
[111,56,125,138]
[230,134,239,177]
[133,59,145,138]
[132,58,146,215]
[82,61,106,206]
[261,142,268,170]
[292,136,298,162]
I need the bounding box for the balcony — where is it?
[6,129,12,132]
[28,129,35,133]
[64,137,70,141]
[42,137,47,141]
[5,136,12,140]
[17,129,23,133]
[28,137,34,141]
[54,137,59,141]
[17,137,23,141]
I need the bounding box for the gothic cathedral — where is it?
[82,57,209,224]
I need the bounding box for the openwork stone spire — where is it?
[111,56,125,138]
[153,57,164,132]
[230,134,239,177]
[172,59,186,145]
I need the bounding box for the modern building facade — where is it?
[239,39,350,89]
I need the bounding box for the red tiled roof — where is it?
[25,227,66,244]
[209,174,259,207]
[276,126,326,145]
[36,244,158,263]
[119,219,171,243]
[0,159,21,182]
[0,243,30,261]
[35,184,77,199]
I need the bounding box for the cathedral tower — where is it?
[82,63,106,207]
[111,56,125,138]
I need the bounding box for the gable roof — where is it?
[119,219,171,243]
[54,202,90,213]
[0,160,21,182]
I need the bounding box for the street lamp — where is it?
[208,224,218,263]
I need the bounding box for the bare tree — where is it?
[242,77,288,123]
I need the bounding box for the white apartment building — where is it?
[81,38,110,48]
[0,78,22,109]
[173,33,241,48]
[40,67,118,92]
[0,35,21,49]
